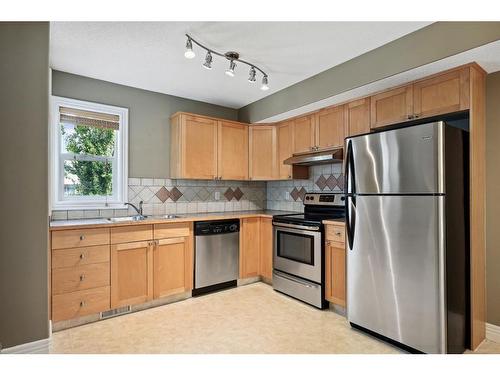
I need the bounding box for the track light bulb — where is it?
[248,67,256,83]
[202,52,213,70]
[260,75,269,91]
[225,60,236,77]
[184,38,195,59]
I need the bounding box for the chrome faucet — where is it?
[125,201,144,216]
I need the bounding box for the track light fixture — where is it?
[225,60,236,77]
[184,34,269,90]
[248,67,256,83]
[184,38,195,59]
[202,51,213,70]
[261,75,269,91]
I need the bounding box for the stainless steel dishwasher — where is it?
[192,219,240,296]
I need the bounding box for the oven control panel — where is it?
[304,193,345,206]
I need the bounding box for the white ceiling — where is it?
[49,22,431,109]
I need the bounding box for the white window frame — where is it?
[50,96,128,210]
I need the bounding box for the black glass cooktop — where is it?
[273,212,345,226]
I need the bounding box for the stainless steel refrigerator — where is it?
[345,121,469,354]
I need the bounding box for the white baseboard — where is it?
[1,338,50,354]
[486,323,500,344]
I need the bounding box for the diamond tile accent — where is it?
[224,188,234,201]
[336,174,345,190]
[182,187,198,202]
[315,175,327,191]
[298,187,307,201]
[169,187,183,202]
[155,186,170,203]
[326,175,337,190]
[233,187,244,201]
[196,187,211,201]
[290,187,300,201]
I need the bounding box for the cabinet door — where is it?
[293,114,316,153]
[218,121,249,180]
[259,218,273,280]
[325,241,346,307]
[154,237,192,299]
[413,67,470,119]
[249,125,278,180]
[345,98,370,137]
[277,120,293,179]
[111,241,153,308]
[370,85,413,129]
[240,217,260,278]
[181,114,218,179]
[316,105,345,149]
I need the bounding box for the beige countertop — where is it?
[322,218,345,225]
[49,210,297,231]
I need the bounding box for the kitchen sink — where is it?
[107,215,147,222]
[162,214,180,219]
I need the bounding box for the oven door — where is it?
[273,222,322,283]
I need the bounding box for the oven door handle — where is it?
[274,270,314,288]
[272,222,320,231]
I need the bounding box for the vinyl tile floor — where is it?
[49,282,500,354]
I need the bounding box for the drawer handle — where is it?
[80,274,85,281]
[79,234,85,241]
[79,253,85,259]
[335,232,342,236]
[80,301,85,307]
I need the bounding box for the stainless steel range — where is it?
[272,193,345,308]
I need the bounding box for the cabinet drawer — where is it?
[52,262,110,295]
[326,225,345,245]
[52,245,110,269]
[154,222,190,239]
[110,225,153,244]
[52,286,110,322]
[52,228,109,249]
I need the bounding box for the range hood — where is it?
[284,147,344,166]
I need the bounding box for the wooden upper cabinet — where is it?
[293,114,316,153]
[370,85,413,129]
[111,240,153,308]
[153,237,192,299]
[249,125,278,180]
[170,113,218,180]
[315,105,345,149]
[413,67,470,119]
[240,217,260,279]
[345,98,371,137]
[277,120,294,179]
[217,120,249,180]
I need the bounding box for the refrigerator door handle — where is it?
[347,195,356,250]
[345,139,356,195]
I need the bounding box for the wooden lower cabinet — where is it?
[259,218,273,280]
[154,237,192,298]
[111,240,154,308]
[52,286,110,322]
[240,217,261,278]
[325,223,346,307]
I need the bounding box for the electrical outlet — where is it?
[215,191,220,200]
[285,191,290,201]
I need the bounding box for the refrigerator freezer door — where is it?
[345,122,445,194]
[346,195,446,353]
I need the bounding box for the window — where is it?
[51,97,128,209]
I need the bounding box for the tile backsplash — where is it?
[51,178,266,220]
[266,164,344,212]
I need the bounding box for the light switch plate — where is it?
[285,191,290,201]
[215,191,220,200]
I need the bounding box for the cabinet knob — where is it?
[79,253,85,259]
[335,231,341,237]
[414,114,420,119]
[79,234,85,241]
[80,301,85,307]
[407,115,414,120]
[288,175,292,179]
[79,274,85,281]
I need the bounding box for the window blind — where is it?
[59,106,120,130]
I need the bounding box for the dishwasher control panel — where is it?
[195,219,240,236]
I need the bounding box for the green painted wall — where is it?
[0,22,50,349]
[239,22,500,123]
[486,71,500,326]
[52,71,238,178]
